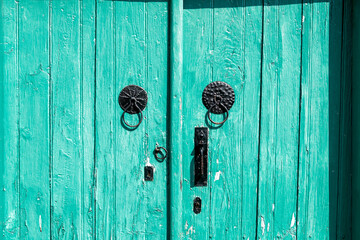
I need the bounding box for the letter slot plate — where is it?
[194,127,208,186]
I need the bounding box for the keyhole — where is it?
[214,95,222,103]
[144,166,154,181]
[193,197,202,214]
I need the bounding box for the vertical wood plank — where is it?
[169,0,184,239]
[144,1,169,239]
[81,0,96,238]
[210,2,246,238]
[96,1,169,238]
[209,1,262,239]
[328,0,343,238]
[51,1,83,238]
[352,0,360,239]
[0,1,20,239]
[95,0,115,239]
[337,0,352,238]
[18,1,50,238]
[182,0,211,239]
[239,1,263,238]
[297,1,330,239]
[257,1,302,239]
[167,0,185,239]
[114,1,147,238]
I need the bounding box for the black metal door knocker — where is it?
[118,85,148,128]
[154,144,168,161]
[202,81,235,125]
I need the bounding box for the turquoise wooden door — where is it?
[0,0,352,239]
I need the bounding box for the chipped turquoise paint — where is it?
[0,0,352,239]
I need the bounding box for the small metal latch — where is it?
[193,197,202,214]
[144,166,154,181]
[194,127,208,186]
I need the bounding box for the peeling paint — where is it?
[214,171,221,181]
[261,216,265,235]
[179,96,182,111]
[4,210,17,232]
[186,225,195,235]
[39,215,42,232]
[290,213,295,228]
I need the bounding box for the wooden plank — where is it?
[210,3,246,238]
[336,0,352,238]
[257,1,302,239]
[51,1,83,238]
[114,1,147,238]
[143,1,169,239]
[95,0,116,239]
[169,0,184,239]
[352,1,360,239]
[114,0,148,238]
[239,2,263,238]
[328,0,343,238]
[297,1,330,239]
[96,1,169,238]
[80,0,96,239]
[0,1,20,239]
[209,1,262,239]
[18,1,50,238]
[182,0,210,238]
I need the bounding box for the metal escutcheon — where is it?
[202,81,235,125]
[118,85,148,128]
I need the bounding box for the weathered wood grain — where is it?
[210,2,246,238]
[209,0,262,239]
[0,1,353,239]
[182,0,211,238]
[143,1,169,239]
[18,1,50,238]
[257,1,302,239]
[237,1,263,238]
[169,0,184,239]
[0,1,20,239]
[80,0,96,239]
[95,1,116,239]
[114,1,148,238]
[51,1,83,239]
[297,1,330,239]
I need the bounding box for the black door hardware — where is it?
[202,81,235,125]
[193,197,202,214]
[118,85,148,128]
[154,144,168,161]
[194,127,208,186]
[144,166,154,181]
